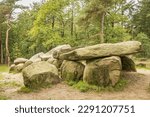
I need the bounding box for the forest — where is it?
[0,0,150,65]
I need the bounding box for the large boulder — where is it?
[60,60,85,82]
[121,56,136,72]
[55,41,141,60]
[22,61,60,89]
[14,58,28,65]
[83,56,122,86]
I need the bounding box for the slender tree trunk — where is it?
[1,43,3,64]
[61,21,65,37]
[52,16,55,29]
[0,30,2,64]
[71,2,74,36]
[100,12,105,43]
[121,10,124,27]
[5,18,11,66]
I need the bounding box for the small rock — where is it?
[14,58,28,65]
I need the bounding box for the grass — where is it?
[113,79,128,91]
[17,86,39,93]
[17,86,33,93]
[67,79,128,93]
[72,81,98,92]
[136,66,150,70]
[0,65,9,72]
[0,95,10,100]
[0,81,22,88]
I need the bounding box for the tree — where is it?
[133,0,150,38]
[12,3,41,59]
[0,1,9,64]
[0,0,20,65]
[78,0,117,43]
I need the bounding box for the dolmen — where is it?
[9,41,141,88]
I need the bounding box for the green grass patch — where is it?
[0,65,9,72]
[113,79,128,91]
[17,86,34,93]
[0,81,22,88]
[0,95,10,100]
[67,79,128,93]
[72,81,98,92]
[136,66,150,70]
[17,86,40,93]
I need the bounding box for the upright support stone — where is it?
[121,56,136,72]
[83,56,122,86]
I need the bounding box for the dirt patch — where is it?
[0,69,150,100]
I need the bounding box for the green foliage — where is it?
[1,0,149,63]
[133,0,150,38]
[105,26,131,43]
[135,33,150,58]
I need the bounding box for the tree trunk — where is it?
[1,43,3,64]
[5,19,11,66]
[61,21,65,37]
[100,12,105,43]
[0,30,2,64]
[52,16,55,29]
[71,2,74,36]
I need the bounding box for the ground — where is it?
[0,65,150,100]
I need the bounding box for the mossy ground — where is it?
[17,86,34,93]
[67,79,128,93]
